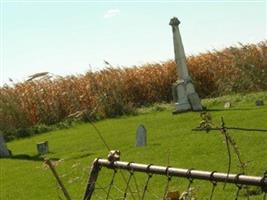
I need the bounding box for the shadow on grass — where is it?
[172,107,265,115]
[68,152,95,160]
[205,107,262,112]
[151,143,161,146]
[3,154,60,162]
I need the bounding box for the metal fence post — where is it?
[83,159,101,200]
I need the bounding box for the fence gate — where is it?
[83,158,267,200]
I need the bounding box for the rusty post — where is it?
[83,159,101,200]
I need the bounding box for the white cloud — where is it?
[104,9,120,19]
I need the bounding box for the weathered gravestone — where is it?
[256,99,264,106]
[0,132,11,157]
[37,141,49,155]
[136,124,147,147]
[224,102,231,109]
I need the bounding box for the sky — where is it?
[0,0,266,85]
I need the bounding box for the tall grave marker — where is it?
[169,17,203,112]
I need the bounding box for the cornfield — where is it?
[1,41,267,139]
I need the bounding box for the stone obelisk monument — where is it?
[169,17,202,112]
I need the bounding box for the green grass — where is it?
[1,92,267,199]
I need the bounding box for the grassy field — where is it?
[1,92,267,199]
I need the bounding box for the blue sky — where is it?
[0,0,266,85]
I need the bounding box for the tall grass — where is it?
[0,41,266,139]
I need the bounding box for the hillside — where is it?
[1,92,267,199]
[0,41,267,140]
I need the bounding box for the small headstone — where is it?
[136,124,147,147]
[255,99,264,106]
[0,133,11,157]
[224,102,231,109]
[37,141,49,155]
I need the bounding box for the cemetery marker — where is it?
[136,124,147,147]
[256,99,264,106]
[224,102,231,109]
[169,17,203,113]
[37,141,49,155]
[0,132,11,157]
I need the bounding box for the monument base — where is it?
[188,92,203,111]
[173,102,191,114]
[172,81,203,113]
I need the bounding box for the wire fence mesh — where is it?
[83,159,267,200]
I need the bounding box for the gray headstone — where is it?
[224,102,231,109]
[256,99,264,106]
[37,141,49,155]
[136,124,147,147]
[0,133,11,157]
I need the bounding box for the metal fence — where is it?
[83,158,267,200]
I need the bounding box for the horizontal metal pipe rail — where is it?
[83,158,267,200]
[97,159,267,187]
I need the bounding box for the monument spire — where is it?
[169,17,203,112]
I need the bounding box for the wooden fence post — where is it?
[45,159,72,200]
